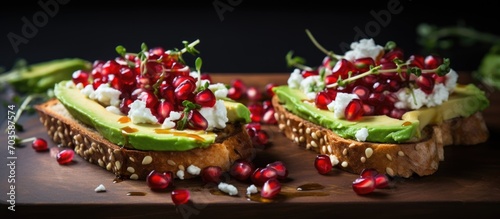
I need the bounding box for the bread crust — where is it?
[272,95,489,178]
[35,99,254,180]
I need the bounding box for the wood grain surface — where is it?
[1,73,499,219]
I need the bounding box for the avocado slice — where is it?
[273,84,489,143]
[54,80,251,151]
[1,58,92,93]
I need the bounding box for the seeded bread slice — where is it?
[272,95,489,178]
[35,98,254,180]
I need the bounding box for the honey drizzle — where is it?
[118,116,131,123]
[401,121,412,126]
[121,126,138,133]
[154,129,205,141]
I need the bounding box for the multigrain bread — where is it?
[272,95,490,178]
[35,98,254,180]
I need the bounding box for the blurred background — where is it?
[1,0,499,74]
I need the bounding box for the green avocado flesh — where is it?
[273,84,489,143]
[54,81,251,151]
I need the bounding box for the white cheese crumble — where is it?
[176,170,185,180]
[288,68,303,89]
[127,100,158,124]
[445,69,458,92]
[355,128,369,142]
[199,100,228,131]
[208,83,229,98]
[89,83,122,107]
[327,93,359,119]
[161,111,182,129]
[105,106,123,115]
[218,182,238,196]
[246,184,258,196]
[343,38,384,62]
[94,184,106,193]
[187,165,201,175]
[300,75,324,100]
[81,84,95,98]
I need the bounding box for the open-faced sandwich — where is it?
[273,31,490,178]
[35,40,254,180]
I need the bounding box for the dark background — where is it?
[1,0,498,74]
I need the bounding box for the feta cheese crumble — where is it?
[343,38,384,62]
[176,170,185,180]
[208,83,229,98]
[161,111,182,129]
[355,128,369,142]
[287,68,303,89]
[128,100,158,124]
[327,93,359,119]
[94,184,106,193]
[89,83,122,107]
[199,100,228,131]
[246,184,258,196]
[187,165,201,175]
[218,182,238,196]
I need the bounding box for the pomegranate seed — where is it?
[266,161,288,180]
[56,149,74,165]
[146,170,173,190]
[251,167,278,186]
[262,108,277,124]
[261,178,281,199]
[362,103,375,116]
[156,100,174,123]
[389,108,407,119]
[231,79,247,94]
[432,73,446,84]
[408,54,425,68]
[172,75,196,88]
[136,90,159,109]
[246,122,262,131]
[175,80,196,101]
[32,138,49,152]
[72,70,90,87]
[200,166,223,184]
[383,47,404,61]
[322,56,334,69]
[301,69,318,78]
[353,57,375,72]
[265,83,277,98]
[361,74,378,87]
[160,85,176,104]
[246,86,262,102]
[227,87,243,100]
[251,129,269,147]
[344,99,364,121]
[171,189,190,205]
[374,173,390,189]
[351,86,370,100]
[314,154,332,175]
[360,168,379,178]
[352,177,376,195]
[424,55,443,69]
[262,100,273,111]
[195,89,216,107]
[248,103,264,123]
[200,73,212,83]
[101,60,121,76]
[119,97,133,114]
[324,74,338,85]
[187,110,208,130]
[315,91,332,110]
[331,59,354,79]
[229,159,255,182]
[416,74,435,94]
[119,67,136,86]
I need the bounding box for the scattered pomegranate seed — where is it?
[261,108,277,125]
[195,89,216,107]
[374,174,390,189]
[200,166,223,184]
[265,83,277,98]
[72,70,90,87]
[416,74,435,94]
[266,161,288,180]
[260,178,281,199]
[146,170,173,190]
[251,167,278,186]
[246,86,262,102]
[352,176,376,195]
[56,149,74,165]
[344,99,364,121]
[171,189,190,205]
[32,138,49,152]
[315,91,332,110]
[314,154,332,175]
[229,159,255,182]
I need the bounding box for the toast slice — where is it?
[35,98,254,180]
[272,95,489,178]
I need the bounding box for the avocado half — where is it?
[273,84,489,143]
[54,80,251,151]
